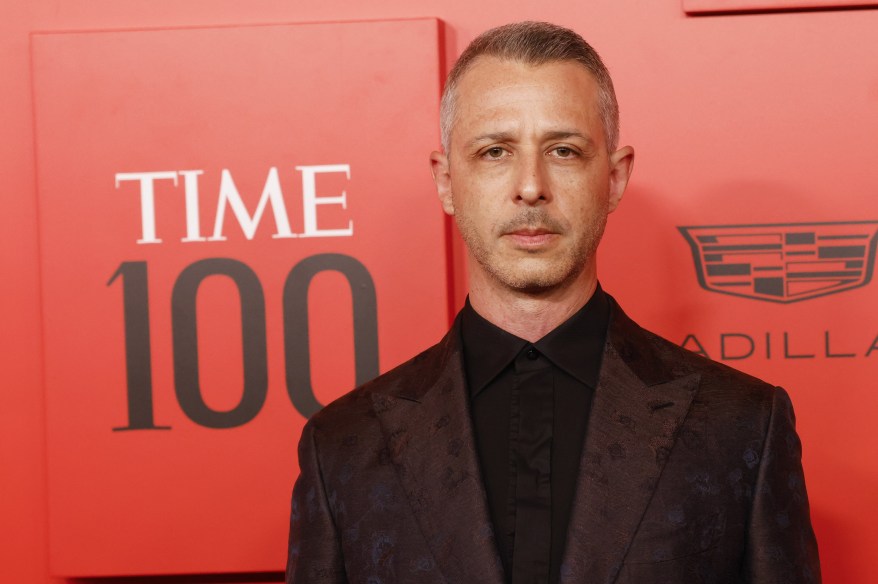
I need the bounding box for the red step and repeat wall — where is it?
[2,1,877,583]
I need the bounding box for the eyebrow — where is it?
[544,130,594,144]
[468,130,595,148]
[468,132,515,147]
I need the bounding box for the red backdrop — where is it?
[31,19,447,576]
[2,1,877,583]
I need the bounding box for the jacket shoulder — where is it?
[609,298,778,404]
[304,329,454,437]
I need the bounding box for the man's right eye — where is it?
[483,147,506,159]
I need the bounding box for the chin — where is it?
[495,265,578,293]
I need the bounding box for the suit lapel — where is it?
[370,299,699,584]
[559,301,700,584]
[371,323,505,584]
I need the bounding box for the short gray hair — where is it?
[439,21,620,153]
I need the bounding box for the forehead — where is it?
[452,57,603,142]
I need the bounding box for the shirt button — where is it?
[526,348,539,360]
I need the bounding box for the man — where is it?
[286,21,820,584]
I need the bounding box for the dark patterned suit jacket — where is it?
[286,297,821,583]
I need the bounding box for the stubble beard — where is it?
[457,206,608,294]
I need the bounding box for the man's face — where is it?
[431,57,633,294]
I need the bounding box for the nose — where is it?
[514,150,550,205]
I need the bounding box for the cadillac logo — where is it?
[679,221,878,303]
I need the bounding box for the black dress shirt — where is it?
[460,286,610,584]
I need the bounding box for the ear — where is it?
[430,150,455,216]
[607,145,635,214]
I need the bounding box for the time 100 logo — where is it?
[108,253,377,431]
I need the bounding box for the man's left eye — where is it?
[553,147,576,158]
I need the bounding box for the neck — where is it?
[467,266,598,343]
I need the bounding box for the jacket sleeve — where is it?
[744,387,821,583]
[286,420,348,584]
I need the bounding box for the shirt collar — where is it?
[460,283,610,397]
